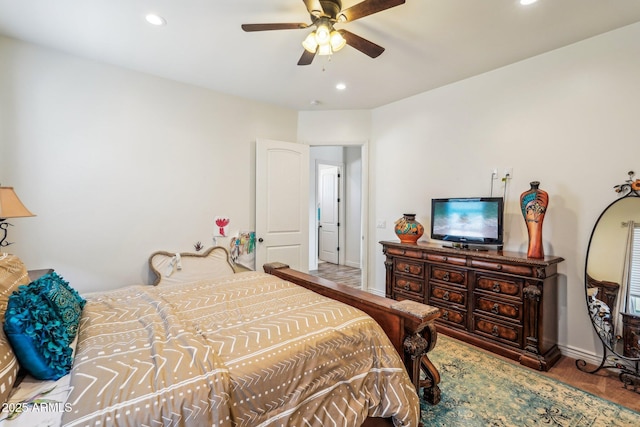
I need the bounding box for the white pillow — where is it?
[149,247,235,286]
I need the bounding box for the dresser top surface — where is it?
[380,240,565,266]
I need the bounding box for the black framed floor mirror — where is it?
[577,171,640,392]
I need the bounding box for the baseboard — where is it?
[345,260,360,269]
[367,288,386,298]
[557,343,602,366]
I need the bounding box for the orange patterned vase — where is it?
[520,181,548,259]
[394,214,424,244]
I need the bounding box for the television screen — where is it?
[431,197,504,247]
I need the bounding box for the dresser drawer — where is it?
[394,258,425,279]
[429,283,466,306]
[430,266,466,287]
[393,275,424,296]
[474,294,522,322]
[432,302,467,330]
[425,253,467,266]
[386,246,425,260]
[475,274,523,298]
[470,259,535,277]
[473,315,523,348]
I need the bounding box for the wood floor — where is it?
[541,354,639,412]
[308,262,640,414]
[308,261,362,289]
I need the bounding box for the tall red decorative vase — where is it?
[520,181,548,259]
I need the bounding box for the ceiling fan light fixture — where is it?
[242,0,406,66]
[318,43,333,56]
[302,32,318,53]
[315,24,331,45]
[329,30,346,52]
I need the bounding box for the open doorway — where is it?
[317,162,342,265]
[308,145,364,289]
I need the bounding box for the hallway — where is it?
[308,262,362,289]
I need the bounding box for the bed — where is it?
[0,248,440,426]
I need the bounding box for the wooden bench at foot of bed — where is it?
[263,262,441,405]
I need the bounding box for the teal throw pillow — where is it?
[3,272,85,380]
[35,272,85,340]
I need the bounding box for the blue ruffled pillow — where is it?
[3,272,85,380]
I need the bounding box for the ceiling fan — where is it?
[241,0,406,65]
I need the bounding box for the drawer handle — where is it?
[491,303,500,314]
[491,325,500,337]
[442,310,449,321]
[442,291,450,301]
[442,256,448,261]
[492,282,501,293]
[404,284,411,291]
[404,265,410,273]
[496,264,503,270]
[442,272,450,282]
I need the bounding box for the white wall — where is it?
[344,146,362,269]
[297,110,371,144]
[368,22,640,360]
[0,36,298,292]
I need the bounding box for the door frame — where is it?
[310,141,369,291]
[316,160,345,266]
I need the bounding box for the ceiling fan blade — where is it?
[302,0,324,17]
[339,30,385,58]
[338,0,405,22]
[298,49,316,66]
[241,23,309,32]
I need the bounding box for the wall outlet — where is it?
[503,167,513,179]
[491,168,499,178]
[376,220,386,229]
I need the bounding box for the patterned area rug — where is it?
[422,335,640,426]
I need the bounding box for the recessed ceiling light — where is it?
[520,0,538,5]
[336,83,346,91]
[145,14,166,26]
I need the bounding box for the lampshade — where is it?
[0,187,35,218]
[317,43,333,56]
[329,31,346,52]
[315,24,331,45]
[302,31,318,53]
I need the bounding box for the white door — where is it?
[318,164,340,264]
[255,139,309,272]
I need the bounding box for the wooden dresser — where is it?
[381,240,564,371]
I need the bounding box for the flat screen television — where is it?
[430,197,504,249]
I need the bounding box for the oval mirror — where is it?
[586,195,640,356]
[581,171,640,390]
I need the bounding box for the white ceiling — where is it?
[1,0,640,111]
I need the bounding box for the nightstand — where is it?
[28,268,54,281]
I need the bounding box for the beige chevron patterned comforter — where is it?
[61,271,420,426]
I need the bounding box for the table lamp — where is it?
[0,186,35,247]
